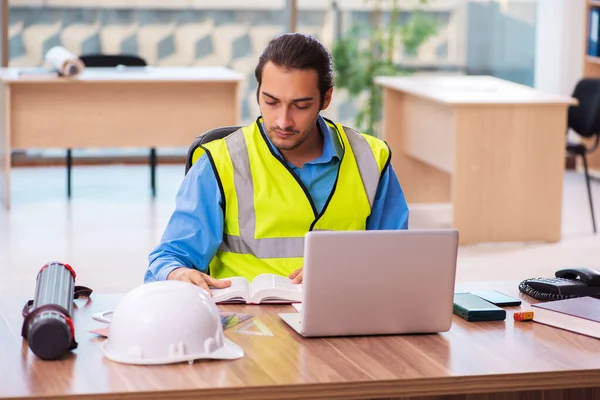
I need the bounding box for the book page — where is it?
[250,274,302,303]
[211,277,250,303]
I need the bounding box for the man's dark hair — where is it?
[255,33,334,108]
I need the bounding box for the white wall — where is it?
[534,0,586,96]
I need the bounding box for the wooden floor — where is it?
[1,164,600,296]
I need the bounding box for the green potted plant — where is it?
[332,0,437,136]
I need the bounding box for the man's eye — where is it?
[265,101,277,106]
[295,104,309,110]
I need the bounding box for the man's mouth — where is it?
[274,130,296,138]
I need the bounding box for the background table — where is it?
[0,66,243,208]
[375,75,577,244]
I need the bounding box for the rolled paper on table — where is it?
[44,46,85,77]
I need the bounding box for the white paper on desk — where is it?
[93,310,113,323]
[44,46,85,77]
[292,303,302,312]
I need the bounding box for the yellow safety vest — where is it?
[191,117,391,280]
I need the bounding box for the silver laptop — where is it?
[279,229,458,337]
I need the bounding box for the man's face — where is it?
[258,61,332,152]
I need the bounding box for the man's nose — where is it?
[276,108,293,129]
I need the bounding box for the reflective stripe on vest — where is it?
[343,126,381,207]
[216,122,383,258]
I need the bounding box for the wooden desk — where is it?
[3,281,600,400]
[0,66,243,208]
[375,75,577,244]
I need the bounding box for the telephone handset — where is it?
[555,267,600,285]
[519,267,600,301]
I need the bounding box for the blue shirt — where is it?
[145,116,409,282]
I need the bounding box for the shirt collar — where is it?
[260,115,342,164]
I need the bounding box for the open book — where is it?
[211,274,302,304]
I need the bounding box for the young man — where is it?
[145,33,409,293]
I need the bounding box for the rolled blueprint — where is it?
[21,262,77,360]
[44,46,85,77]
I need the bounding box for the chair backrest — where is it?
[185,126,242,174]
[569,78,600,138]
[79,54,147,68]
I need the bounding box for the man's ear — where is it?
[321,87,334,110]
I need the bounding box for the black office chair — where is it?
[185,126,242,175]
[566,78,600,234]
[67,54,153,197]
[78,54,147,68]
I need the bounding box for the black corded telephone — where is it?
[519,267,600,301]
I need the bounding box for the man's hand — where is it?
[167,267,231,295]
[289,267,303,284]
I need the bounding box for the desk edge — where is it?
[9,369,600,400]
[374,77,578,106]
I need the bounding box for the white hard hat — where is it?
[102,280,243,365]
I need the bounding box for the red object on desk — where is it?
[514,311,534,321]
